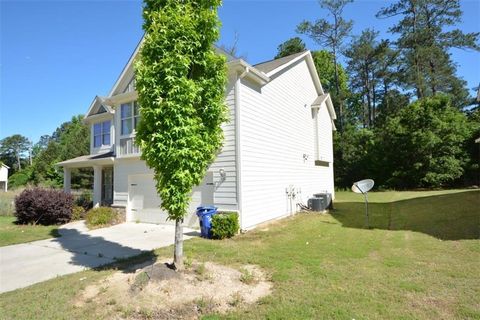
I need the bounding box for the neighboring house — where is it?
[0,163,9,192]
[58,43,336,230]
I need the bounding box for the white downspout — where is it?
[235,69,247,230]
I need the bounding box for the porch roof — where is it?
[57,152,115,168]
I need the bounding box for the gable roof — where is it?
[93,37,336,125]
[254,51,307,74]
[85,96,114,119]
[1,163,9,169]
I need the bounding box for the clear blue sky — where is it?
[1,0,479,144]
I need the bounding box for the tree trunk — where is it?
[364,65,371,128]
[333,48,343,132]
[372,69,376,127]
[173,219,184,270]
[412,1,423,99]
[429,59,437,95]
[16,150,21,171]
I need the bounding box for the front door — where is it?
[101,167,113,206]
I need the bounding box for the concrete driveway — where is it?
[0,221,197,293]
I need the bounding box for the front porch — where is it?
[58,152,115,207]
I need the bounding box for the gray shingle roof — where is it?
[254,51,307,74]
[57,152,114,166]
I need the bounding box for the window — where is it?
[93,120,111,148]
[121,101,140,135]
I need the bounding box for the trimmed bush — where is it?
[14,188,73,225]
[71,206,85,221]
[85,207,119,228]
[211,212,239,239]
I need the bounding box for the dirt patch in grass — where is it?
[73,258,271,319]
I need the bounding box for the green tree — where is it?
[379,95,470,188]
[135,0,227,269]
[333,126,376,188]
[58,115,89,160]
[31,115,90,188]
[297,0,353,131]
[32,135,52,158]
[345,29,402,127]
[0,134,31,171]
[377,0,479,104]
[275,37,306,59]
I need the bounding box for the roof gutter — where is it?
[228,59,270,85]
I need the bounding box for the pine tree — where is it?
[297,0,353,131]
[377,0,479,104]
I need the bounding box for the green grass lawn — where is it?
[1,189,479,319]
[0,216,60,246]
[0,189,60,246]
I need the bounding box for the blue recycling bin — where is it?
[196,206,218,238]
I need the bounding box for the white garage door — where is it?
[128,172,214,226]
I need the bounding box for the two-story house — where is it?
[58,43,336,230]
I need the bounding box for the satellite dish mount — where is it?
[351,179,374,228]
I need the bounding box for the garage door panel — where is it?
[128,172,214,226]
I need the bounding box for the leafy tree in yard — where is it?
[297,0,353,131]
[379,95,470,188]
[275,37,306,59]
[135,0,227,269]
[333,126,376,188]
[460,107,480,186]
[32,135,52,158]
[31,115,90,188]
[0,134,31,172]
[57,115,89,160]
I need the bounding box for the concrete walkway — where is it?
[0,221,198,293]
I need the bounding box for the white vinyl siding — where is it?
[208,79,238,211]
[112,79,238,212]
[238,59,334,229]
[113,158,152,207]
[315,103,334,163]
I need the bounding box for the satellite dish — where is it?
[352,179,374,194]
[351,179,375,229]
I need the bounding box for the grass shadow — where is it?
[332,190,480,240]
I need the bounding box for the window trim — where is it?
[120,101,140,137]
[93,120,111,148]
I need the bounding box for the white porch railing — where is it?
[118,137,140,156]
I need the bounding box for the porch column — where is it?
[93,165,102,208]
[63,167,71,193]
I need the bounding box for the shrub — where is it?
[211,212,239,239]
[14,188,73,225]
[8,171,31,189]
[85,207,119,228]
[75,190,93,211]
[71,206,85,221]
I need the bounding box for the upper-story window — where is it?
[93,120,111,148]
[121,101,140,135]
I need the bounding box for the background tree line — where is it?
[1,0,478,192]
[278,0,479,189]
[0,115,91,189]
